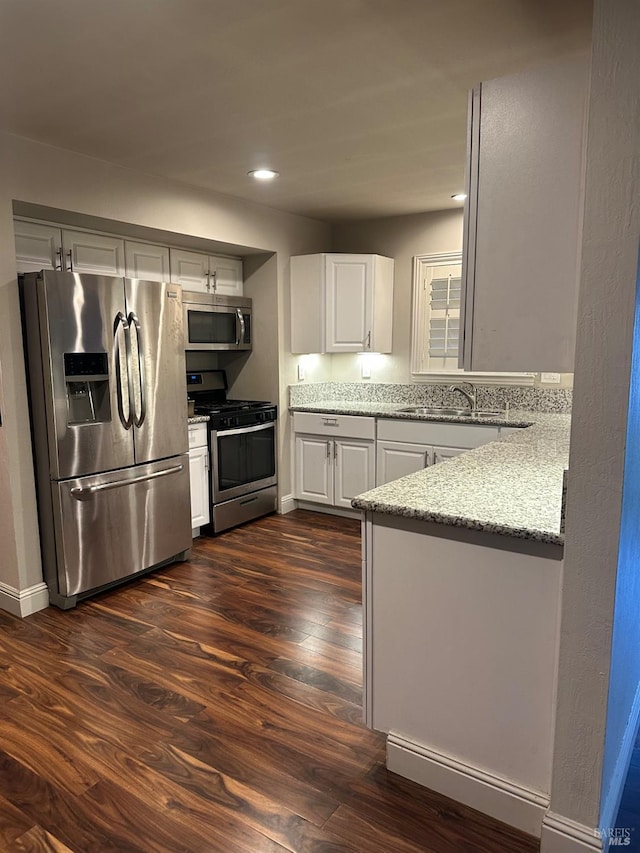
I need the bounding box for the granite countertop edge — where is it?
[349,499,564,546]
[187,415,211,424]
[290,400,570,546]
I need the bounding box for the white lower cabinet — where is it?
[293,413,376,511]
[295,435,333,505]
[376,440,432,486]
[294,412,505,509]
[374,420,500,487]
[432,445,467,465]
[188,424,210,533]
[295,435,375,508]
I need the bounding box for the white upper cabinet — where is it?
[15,222,125,276]
[170,248,210,292]
[209,255,243,296]
[291,253,394,354]
[461,55,588,373]
[170,248,243,295]
[125,241,170,282]
[61,230,125,276]
[14,221,62,273]
[14,218,243,293]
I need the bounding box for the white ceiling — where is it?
[0,0,592,222]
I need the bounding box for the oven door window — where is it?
[188,309,236,345]
[216,426,275,492]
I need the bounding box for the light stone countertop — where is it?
[290,401,570,545]
[290,400,534,428]
[187,415,210,425]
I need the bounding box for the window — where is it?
[411,253,463,374]
[410,252,535,385]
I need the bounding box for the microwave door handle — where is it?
[128,311,146,428]
[236,308,245,345]
[114,312,133,430]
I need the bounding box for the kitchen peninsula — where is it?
[354,412,568,839]
[290,381,569,838]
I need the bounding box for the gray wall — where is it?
[0,132,331,600]
[546,0,640,834]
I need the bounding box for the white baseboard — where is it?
[387,732,549,838]
[541,812,602,852]
[0,581,49,617]
[278,493,296,514]
[599,680,640,836]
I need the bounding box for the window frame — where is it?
[410,252,535,386]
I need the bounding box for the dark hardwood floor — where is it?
[0,509,538,852]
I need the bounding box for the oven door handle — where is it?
[214,421,274,439]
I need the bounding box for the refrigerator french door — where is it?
[21,270,191,609]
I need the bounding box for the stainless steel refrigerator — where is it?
[21,270,192,609]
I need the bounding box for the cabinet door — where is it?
[170,248,210,293]
[432,445,466,465]
[462,56,587,372]
[125,241,170,283]
[334,439,375,509]
[209,255,243,296]
[61,230,125,276]
[295,435,333,505]
[14,220,62,273]
[188,445,210,530]
[325,254,373,353]
[375,440,431,487]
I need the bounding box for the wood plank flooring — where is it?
[0,510,539,852]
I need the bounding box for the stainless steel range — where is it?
[187,369,277,533]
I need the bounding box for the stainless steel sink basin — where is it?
[472,411,505,419]
[397,406,471,416]
[396,406,507,419]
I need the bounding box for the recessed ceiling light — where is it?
[248,169,279,180]
[451,193,467,202]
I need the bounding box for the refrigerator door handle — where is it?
[114,312,133,430]
[69,463,184,500]
[127,311,146,428]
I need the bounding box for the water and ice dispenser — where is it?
[63,353,111,425]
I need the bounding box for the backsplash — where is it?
[289,381,572,413]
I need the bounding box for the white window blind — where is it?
[418,263,462,371]
[429,274,461,358]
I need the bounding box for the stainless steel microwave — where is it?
[183,291,252,351]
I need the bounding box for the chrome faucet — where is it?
[448,383,477,412]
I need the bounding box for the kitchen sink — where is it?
[397,406,471,416]
[471,411,506,419]
[397,406,506,419]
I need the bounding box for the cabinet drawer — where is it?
[293,412,375,440]
[188,423,208,448]
[377,418,498,448]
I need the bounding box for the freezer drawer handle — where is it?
[128,311,146,428]
[70,464,184,500]
[114,312,133,430]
